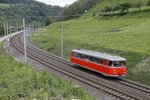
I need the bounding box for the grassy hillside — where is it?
[30,8,150,86]
[0,43,91,100]
[84,0,150,17]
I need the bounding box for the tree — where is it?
[58,0,99,20]
[102,5,113,15]
[113,3,121,14]
[134,0,143,11]
[120,2,132,13]
[0,0,62,23]
[45,18,51,26]
[146,0,150,6]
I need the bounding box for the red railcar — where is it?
[70,49,126,77]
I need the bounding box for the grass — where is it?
[0,43,91,100]
[29,10,150,86]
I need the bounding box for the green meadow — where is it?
[30,10,150,86]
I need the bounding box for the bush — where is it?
[59,0,99,20]
[120,2,132,13]
[113,3,121,14]
[45,18,51,26]
[102,5,113,15]
[146,0,150,6]
[134,0,143,11]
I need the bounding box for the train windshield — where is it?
[109,61,125,67]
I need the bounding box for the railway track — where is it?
[11,33,150,100]
[116,78,150,94]
[24,43,150,95]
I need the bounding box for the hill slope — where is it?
[29,1,150,86]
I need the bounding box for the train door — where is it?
[103,60,109,73]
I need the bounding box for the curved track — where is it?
[11,33,150,100]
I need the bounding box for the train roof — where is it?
[72,49,126,61]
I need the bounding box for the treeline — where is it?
[0,0,63,35]
[0,0,33,4]
[101,0,150,16]
[0,0,62,26]
[58,0,99,20]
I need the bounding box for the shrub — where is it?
[120,2,132,13]
[102,5,113,15]
[146,0,150,6]
[113,3,121,14]
[134,0,143,11]
[45,18,51,26]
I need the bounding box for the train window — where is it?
[85,55,89,59]
[100,60,104,64]
[98,58,102,64]
[90,57,94,61]
[80,54,83,59]
[83,55,86,59]
[74,53,79,57]
[94,58,100,64]
[79,54,85,59]
[123,61,126,66]
[113,61,125,67]
[78,54,81,58]
[81,55,84,59]
[109,61,113,66]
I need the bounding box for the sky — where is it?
[35,0,78,7]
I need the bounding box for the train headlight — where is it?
[113,69,116,75]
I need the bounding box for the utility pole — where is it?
[33,24,34,31]
[17,27,19,32]
[6,21,9,36]
[9,24,11,35]
[61,23,64,58]
[3,19,7,49]
[7,23,11,51]
[6,21,9,52]
[23,18,27,63]
[29,24,31,35]
[3,20,6,40]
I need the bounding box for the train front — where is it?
[108,60,126,77]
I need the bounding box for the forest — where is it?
[0,0,62,25]
[0,0,63,35]
[0,0,34,4]
[58,0,99,20]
